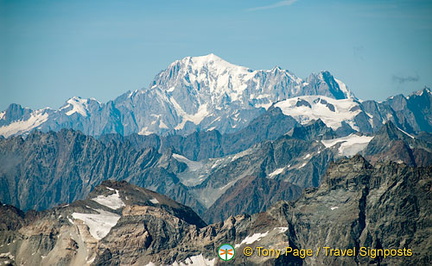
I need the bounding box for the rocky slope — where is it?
[283,155,432,265]
[1,157,430,265]
[2,118,431,225]
[363,121,432,167]
[0,129,204,214]
[98,105,300,161]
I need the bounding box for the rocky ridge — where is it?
[1,157,430,265]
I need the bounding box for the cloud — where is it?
[247,0,298,11]
[392,74,420,84]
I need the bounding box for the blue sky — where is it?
[1,0,431,110]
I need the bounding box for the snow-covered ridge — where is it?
[140,54,355,134]
[275,95,364,131]
[59,96,90,116]
[0,109,49,137]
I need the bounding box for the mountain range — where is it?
[1,54,431,138]
[0,54,431,265]
[1,157,430,265]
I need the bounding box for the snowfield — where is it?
[71,209,121,240]
[275,96,363,130]
[0,109,49,137]
[91,189,125,210]
[321,134,373,156]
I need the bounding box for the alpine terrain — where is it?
[0,54,431,265]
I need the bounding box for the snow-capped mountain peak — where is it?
[4,55,430,138]
[59,96,90,116]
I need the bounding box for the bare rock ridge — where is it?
[1,157,431,265]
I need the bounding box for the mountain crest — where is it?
[2,55,431,137]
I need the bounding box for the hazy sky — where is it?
[1,0,431,110]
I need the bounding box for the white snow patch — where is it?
[159,120,169,129]
[149,198,159,204]
[91,189,125,210]
[138,126,154,136]
[321,134,373,156]
[254,102,273,109]
[173,153,203,171]
[235,231,269,248]
[0,252,14,259]
[396,127,415,139]
[330,206,339,210]
[171,98,209,130]
[87,256,96,264]
[0,109,49,137]
[72,209,120,240]
[231,149,253,161]
[218,180,235,191]
[172,254,216,266]
[268,167,284,178]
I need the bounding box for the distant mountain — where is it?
[2,56,431,139]
[0,129,205,214]
[2,117,431,223]
[363,121,432,166]
[0,54,357,137]
[1,158,430,265]
[97,105,300,161]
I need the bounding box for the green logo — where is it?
[217,244,235,261]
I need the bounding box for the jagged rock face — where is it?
[363,121,432,167]
[288,119,336,140]
[188,135,335,214]
[203,175,302,224]
[1,159,430,265]
[0,180,294,265]
[1,120,430,226]
[0,129,204,213]
[0,115,334,219]
[361,88,432,134]
[110,106,300,161]
[0,119,379,223]
[282,156,432,265]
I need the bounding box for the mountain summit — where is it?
[1,55,431,137]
